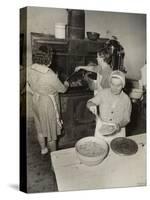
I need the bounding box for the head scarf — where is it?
[110,70,125,88]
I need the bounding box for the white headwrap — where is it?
[110,70,125,88]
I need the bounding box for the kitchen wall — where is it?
[26,7,67,69]
[85,10,146,80]
[25,6,146,80]
[21,7,146,118]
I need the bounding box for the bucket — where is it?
[55,23,66,39]
[85,72,97,91]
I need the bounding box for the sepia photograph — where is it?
[20,6,146,193]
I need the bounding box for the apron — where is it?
[48,94,63,129]
[33,92,63,132]
[94,92,126,143]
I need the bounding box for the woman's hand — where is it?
[74,66,81,72]
[87,101,97,115]
[64,81,69,88]
[89,106,97,115]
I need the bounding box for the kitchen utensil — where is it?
[110,137,138,155]
[75,136,109,166]
[65,71,77,81]
[99,122,117,136]
[87,32,100,41]
[85,72,97,91]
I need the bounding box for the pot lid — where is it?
[110,137,138,155]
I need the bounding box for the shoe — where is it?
[41,147,48,155]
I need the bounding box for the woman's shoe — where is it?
[41,147,48,155]
[47,141,56,152]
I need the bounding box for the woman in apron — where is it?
[27,51,69,155]
[87,70,132,143]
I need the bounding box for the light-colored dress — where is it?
[97,65,112,88]
[100,66,112,89]
[88,88,132,142]
[27,64,67,142]
[93,65,112,95]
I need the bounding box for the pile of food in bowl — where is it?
[75,136,109,166]
[99,122,117,136]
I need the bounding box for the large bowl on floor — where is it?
[75,136,109,166]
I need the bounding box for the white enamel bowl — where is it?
[75,136,109,166]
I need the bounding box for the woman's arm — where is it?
[75,65,98,73]
[51,74,69,93]
[86,91,102,115]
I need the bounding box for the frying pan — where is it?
[65,71,77,81]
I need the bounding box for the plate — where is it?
[99,123,116,136]
[110,137,138,155]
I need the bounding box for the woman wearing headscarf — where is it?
[27,50,69,154]
[87,70,132,142]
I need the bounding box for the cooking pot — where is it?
[87,32,100,41]
[84,72,97,91]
